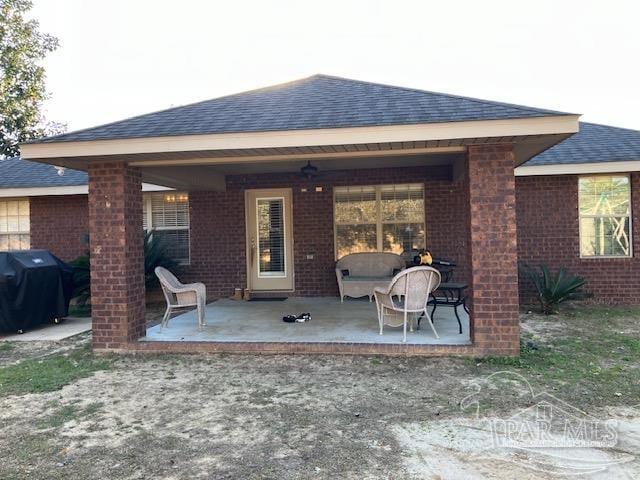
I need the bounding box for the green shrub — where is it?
[69,230,179,306]
[69,255,91,306]
[143,230,179,287]
[526,265,585,315]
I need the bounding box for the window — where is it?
[578,175,632,257]
[143,192,190,263]
[0,199,30,251]
[334,184,425,261]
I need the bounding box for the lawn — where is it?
[0,306,638,479]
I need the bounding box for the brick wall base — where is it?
[105,340,492,357]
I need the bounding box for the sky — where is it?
[31,0,640,132]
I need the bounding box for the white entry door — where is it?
[245,188,294,291]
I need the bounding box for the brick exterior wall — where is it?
[466,145,520,356]
[30,194,89,261]
[88,162,146,350]
[21,159,640,357]
[182,165,470,298]
[516,173,640,304]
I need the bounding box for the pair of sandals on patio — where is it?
[282,313,312,323]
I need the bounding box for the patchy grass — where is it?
[0,304,638,479]
[0,342,15,352]
[474,305,640,411]
[0,344,113,397]
[36,401,105,430]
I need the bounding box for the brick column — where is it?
[88,162,145,350]
[466,145,520,356]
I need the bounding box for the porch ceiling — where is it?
[138,151,466,190]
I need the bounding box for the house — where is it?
[10,74,640,356]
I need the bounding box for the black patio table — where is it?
[418,281,468,335]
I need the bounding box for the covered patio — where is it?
[144,297,470,345]
[20,75,580,356]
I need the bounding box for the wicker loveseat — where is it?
[335,252,405,302]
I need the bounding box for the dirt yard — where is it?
[0,306,638,479]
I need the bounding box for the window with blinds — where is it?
[334,184,425,261]
[257,198,286,277]
[0,199,30,251]
[143,192,190,263]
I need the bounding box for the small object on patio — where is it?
[155,267,207,329]
[374,266,441,343]
[295,313,312,322]
[414,249,433,265]
[283,313,311,323]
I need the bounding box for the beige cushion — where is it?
[336,252,405,300]
[336,252,405,277]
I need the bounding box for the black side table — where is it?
[419,282,468,334]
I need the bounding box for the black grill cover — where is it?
[0,250,73,333]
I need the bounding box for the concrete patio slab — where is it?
[144,297,470,345]
[0,317,92,342]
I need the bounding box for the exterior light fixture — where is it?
[300,161,318,178]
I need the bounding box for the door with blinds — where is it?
[245,189,294,291]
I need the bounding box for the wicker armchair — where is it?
[155,267,207,329]
[374,266,441,342]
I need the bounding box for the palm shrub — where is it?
[69,255,91,307]
[69,231,179,306]
[526,265,585,315]
[143,230,179,287]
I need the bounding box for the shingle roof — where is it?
[31,74,568,143]
[0,157,87,188]
[525,122,640,166]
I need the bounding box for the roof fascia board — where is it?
[21,115,579,160]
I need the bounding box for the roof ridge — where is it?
[313,74,574,116]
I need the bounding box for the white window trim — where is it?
[143,193,191,265]
[578,174,633,259]
[333,183,426,260]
